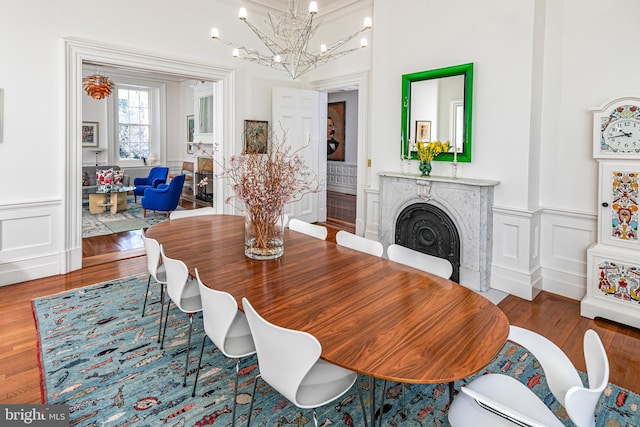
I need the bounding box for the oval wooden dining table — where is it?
[147,215,509,418]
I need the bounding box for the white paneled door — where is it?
[272,87,327,224]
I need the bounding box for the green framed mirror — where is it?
[401,63,473,162]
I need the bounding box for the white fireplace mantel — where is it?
[379,172,499,292]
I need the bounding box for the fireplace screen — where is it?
[195,172,213,204]
[395,203,460,282]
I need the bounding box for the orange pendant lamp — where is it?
[83,74,113,99]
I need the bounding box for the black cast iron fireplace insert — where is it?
[395,203,460,282]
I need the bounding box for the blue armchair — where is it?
[134,167,169,202]
[141,174,186,217]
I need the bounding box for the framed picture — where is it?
[415,120,431,142]
[244,120,269,153]
[187,115,195,143]
[327,101,345,161]
[82,122,99,147]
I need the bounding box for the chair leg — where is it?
[142,275,152,317]
[312,408,318,427]
[246,373,262,427]
[143,208,147,217]
[402,383,406,419]
[356,375,368,427]
[191,335,207,397]
[157,284,165,343]
[160,299,172,349]
[231,359,241,427]
[378,380,387,427]
[183,313,194,387]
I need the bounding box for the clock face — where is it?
[603,118,640,152]
[598,103,640,157]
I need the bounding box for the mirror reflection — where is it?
[401,63,473,162]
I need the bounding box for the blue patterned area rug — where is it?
[82,196,182,239]
[33,276,640,426]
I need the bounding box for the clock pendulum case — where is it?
[581,97,640,327]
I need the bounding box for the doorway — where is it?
[65,38,234,273]
[310,72,369,236]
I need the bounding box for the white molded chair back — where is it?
[160,245,201,314]
[140,229,167,322]
[159,245,202,387]
[448,326,609,427]
[192,269,255,424]
[242,297,361,427]
[170,206,216,220]
[336,230,384,257]
[288,218,328,240]
[141,229,165,283]
[387,244,453,279]
[242,297,324,405]
[195,269,254,359]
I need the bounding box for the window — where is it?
[118,87,150,160]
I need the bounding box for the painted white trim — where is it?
[64,38,235,273]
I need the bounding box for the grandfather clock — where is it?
[581,97,640,328]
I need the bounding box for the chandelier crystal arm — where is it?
[210,1,372,80]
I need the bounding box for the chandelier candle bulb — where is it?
[364,17,372,28]
[274,54,282,63]
[320,44,327,54]
[360,38,368,48]
[239,7,248,20]
[309,1,318,14]
[233,48,240,57]
[210,28,219,38]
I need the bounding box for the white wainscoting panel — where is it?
[327,162,357,194]
[0,200,63,286]
[540,208,596,300]
[491,207,542,300]
[364,187,380,241]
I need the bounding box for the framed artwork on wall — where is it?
[244,120,269,153]
[327,101,345,161]
[415,120,431,142]
[187,115,195,143]
[82,122,99,147]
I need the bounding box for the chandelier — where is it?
[83,74,114,99]
[210,0,372,80]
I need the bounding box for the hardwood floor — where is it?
[3,228,640,405]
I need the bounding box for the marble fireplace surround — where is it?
[379,172,499,292]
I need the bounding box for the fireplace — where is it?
[395,203,460,282]
[196,156,214,205]
[379,172,499,291]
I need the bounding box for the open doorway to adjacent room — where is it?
[325,89,358,232]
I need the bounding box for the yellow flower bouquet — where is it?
[416,140,450,162]
[416,140,450,176]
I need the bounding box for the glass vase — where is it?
[419,160,432,177]
[244,206,285,260]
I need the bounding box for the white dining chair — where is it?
[288,218,328,240]
[140,229,167,341]
[448,326,609,427]
[242,297,367,427]
[387,244,453,279]
[169,206,216,220]
[191,269,256,426]
[159,245,203,387]
[336,230,384,257]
